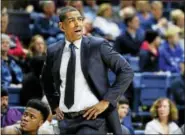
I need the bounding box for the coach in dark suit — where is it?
[41,6,134,134]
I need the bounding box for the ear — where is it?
[59,22,65,32]
[38,120,44,127]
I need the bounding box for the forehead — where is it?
[120,104,129,107]
[25,107,42,117]
[159,100,169,105]
[1,96,8,99]
[65,11,82,19]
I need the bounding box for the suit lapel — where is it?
[80,36,90,81]
[52,41,65,84]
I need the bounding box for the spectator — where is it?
[159,26,183,73]
[1,89,22,128]
[145,98,179,134]
[83,0,98,21]
[1,99,52,135]
[1,9,27,58]
[93,3,121,40]
[1,34,23,88]
[136,1,153,30]
[114,13,144,56]
[118,96,134,134]
[34,1,64,45]
[150,1,163,25]
[139,30,161,72]
[20,56,45,106]
[69,0,84,16]
[170,9,184,30]
[27,35,47,57]
[119,0,134,9]
[83,18,105,37]
[118,6,136,33]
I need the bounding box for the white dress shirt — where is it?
[59,38,99,112]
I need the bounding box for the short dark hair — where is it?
[59,6,79,22]
[118,96,129,105]
[124,13,136,26]
[26,99,50,122]
[145,30,159,43]
[1,88,8,97]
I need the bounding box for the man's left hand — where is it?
[83,100,109,120]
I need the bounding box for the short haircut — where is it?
[124,13,136,26]
[58,6,79,22]
[1,88,8,97]
[26,99,50,122]
[118,96,129,105]
[145,30,159,43]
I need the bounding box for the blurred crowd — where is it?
[1,0,185,135]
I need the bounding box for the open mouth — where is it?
[74,29,82,33]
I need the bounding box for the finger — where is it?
[83,107,94,118]
[92,112,100,120]
[87,109,97,120]
[56,110,64,120]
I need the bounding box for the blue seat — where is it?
[128,57,140,72]
[7,87,21,106]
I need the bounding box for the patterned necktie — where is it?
[64,43,76,109]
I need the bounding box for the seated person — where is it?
[1,89,22,128]
[1,99,53,135]
[115,13,144,56]
[1,34,23,88]
[139,30,161,72]
[1,8,27,58]
[33,1,64,45]
[117,96,134,134]
[145,98,179,134]
[159,26,184,73]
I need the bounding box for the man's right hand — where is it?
[55,107,64,120]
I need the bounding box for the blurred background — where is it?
[1,0,185,134]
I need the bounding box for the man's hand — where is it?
[83,100,110,120]
[55,107,64,120]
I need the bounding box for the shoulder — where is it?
[47,40,65,55]
[87,36,106,44]
[146,119,158,127]
[8,108,22,116]
[2,124,20,135]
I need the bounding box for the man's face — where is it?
[118,104,129,119]
[20,107,44,133]
[43,2,55,16]
[1,96,8,114]
[1,15,8,33]
[152,5,163,20]
[129,16,140,30]
[59,11,83,42]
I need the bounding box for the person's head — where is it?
[119,6,136,20]
[69,0,84,15]
[1,33,10,54]
[165,26,181,46]
[145,30,161,47]
[28,35,46,57]
[117,97,130,119]
[1,89,9,114]
[151,1,163,21]
[1,11,9,33]
[58,6,84,42]
[136,0,150,13]
[20,99,50,134]
[42,1,55,16]
[85,0,96,7]
[120,0,134,9]
[97,3,112,18]
[150,98,178,123]
[170,9,184,29]
[124,13,140,30]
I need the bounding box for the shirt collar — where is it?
[65,38,82,49]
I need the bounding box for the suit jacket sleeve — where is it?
[40,48,59,112]
[100,40,134,109]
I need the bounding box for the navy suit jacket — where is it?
[41,36,134,134]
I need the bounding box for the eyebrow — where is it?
[67,16,83,20]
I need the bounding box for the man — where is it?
[118,96,134,134]
[114,13,144,56]
[1,89,22,128]
[1,99,50,134]
[41,6,134,134]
